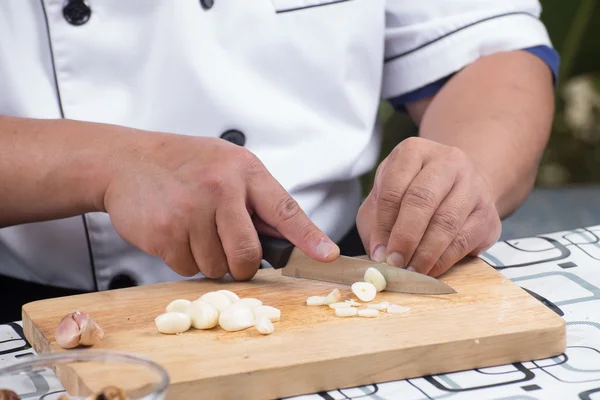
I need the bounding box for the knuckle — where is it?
[399,136,421,152]
[431,209,461,234]
[452,230,472,256]
[378,188,404,211]
[445,146,466,163]
[403,186,437,210]
[228,241,262,267]
[202,174,228,197]
[274,196,302,223]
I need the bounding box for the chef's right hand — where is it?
[102,134,339,280]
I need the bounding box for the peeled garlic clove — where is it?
[335,307,358,317]
[387,305,411,314]
[358,308,380,318]
[238,298,262,309]
[323,289,341,305]
[252,305,280,322]
[199,292,232,312]
[219,306,255,332]
[329,302,351,309]
[255,315,275,335]
[367,301,390,311]
[155,312,191,334]
[364,267,387,292]
[345,299,361,307]
[187,300,219,329]
[56,311,104,349]
[217,290,240,303]
[351,282,377,302]
[306,296,326,306]
[166,299,191,313]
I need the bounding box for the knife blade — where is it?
[259,234,457,295]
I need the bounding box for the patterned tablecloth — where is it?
[2,225,600,400]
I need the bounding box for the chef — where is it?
[0,0,558,322]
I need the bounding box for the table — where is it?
[1,224,599,400]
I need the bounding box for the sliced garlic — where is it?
[199,292,232,312]
[328,302,351,309]
[367,301,390,311]
[238,298,263,309]
[155,312,191,334]
[344,299,361,307]
[253,305,280,322]
[255,315,275,335]
[335,307,358,317]
[351,282,377,302]
[219,306,255,332]
[364,267,387,292]
[323,289,341,305]
[166,299,191,313]
[358,309,380,318]
[186,300,219,329]
[217,290,240,303]
[387,305,411,314]
[306,296,326,306]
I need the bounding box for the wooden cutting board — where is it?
[22,257,566,400]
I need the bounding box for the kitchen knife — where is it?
[259,234,457,295]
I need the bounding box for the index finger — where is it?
[247,167,339,262]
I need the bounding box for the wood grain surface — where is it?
[22,257,566,400]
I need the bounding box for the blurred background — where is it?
[362,0,600,240]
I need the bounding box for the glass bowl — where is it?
[0,349,169,399]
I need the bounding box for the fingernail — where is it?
[386,252,405,268]
[316,239,336,258]
[372,246,386,263]
[407,266,416,272]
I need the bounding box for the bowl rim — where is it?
[0,349,169,396]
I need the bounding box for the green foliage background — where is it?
[361,0,600,195]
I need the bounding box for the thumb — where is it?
[248,177,339,262]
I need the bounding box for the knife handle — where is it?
[259,234,295,269]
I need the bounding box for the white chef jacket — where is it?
[0,0,558,291]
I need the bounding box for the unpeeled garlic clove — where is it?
[56,311,104,349]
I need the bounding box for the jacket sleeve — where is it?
[382,0,560,110]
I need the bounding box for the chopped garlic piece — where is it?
[344,299,361,307]
[335,307,358,317]
[367,301,389,311]
[328,302,351,309]
[358,308,380,318]
[351,282,377,302]
[307,296,326,306]
[324,289,341,305]
[387,305,411,314]
[364,267,387,292]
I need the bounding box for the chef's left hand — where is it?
[356,137,502,277]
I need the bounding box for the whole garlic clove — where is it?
[199,292,232,312]
[186,300,219,329]
[166,299,191,313]
[252,305,280,322]
[219,306,255,332]
[351,282,377,302]
[155,312,191,334]
[217,290,240,303]
[56,311,104,349]
[364,267,387,292]
[237,298,262,309]
[255,315,275,335]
